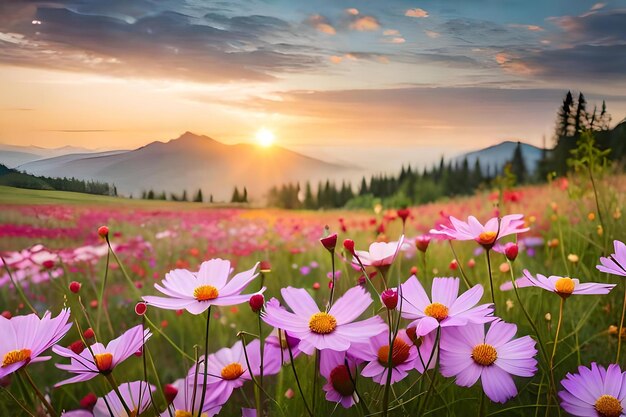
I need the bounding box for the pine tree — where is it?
[231,187,241,203]
[510,142,527,184]
[209,194,214,203]
[242,187,248,203]
[181,190,188,201]
[574,92,587,134]
[359,177,368,195]
[147,189,155,200]
[194,189,203,203]
[303,182,315,209]
[556,91,574,138]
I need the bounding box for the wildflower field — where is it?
[0,173,625,417]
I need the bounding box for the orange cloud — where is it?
[306,14,336,35]
[349,16,380,31]
[383,29,400,36]
[345,8,359,15]
[329,55,343,64]
[510,24,544,31]
[495,53,538,75]
[386,37,406,44]
[405,8,429,18]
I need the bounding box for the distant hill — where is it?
[0,144,103,168]
[17,132,352,200]
[454,141,544,174]
[0,164,115,195]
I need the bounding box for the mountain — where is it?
[454,141,544,174]
[17,132,353,200]
[0,144,101,168]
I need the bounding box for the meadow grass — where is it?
[0,176,624,416]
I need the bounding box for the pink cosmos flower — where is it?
[92,380,155,417]
[262,286,387,355]
[597,240,626,277]
[430,214,529,248]
[400,276,494,337]
[406,328,438,373]
[499,275,533,291]
[188,339,280,406]
[353,237,405,268]
[440,320,537,403]
[160,377,223,417]
[53,325,152,386]
[352,328,417,384]
[320,349,359,408]
[559,363,626,417]
[142,259,262,314]
[0,309,72,378]
[522,269,616,298]
[265,327,302,365]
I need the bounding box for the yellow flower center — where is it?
[175,411,207,417]
[477,231,497,246]
[1,349,31,367]
[129,410,138,417]
[377,338,411,367]
[221,362,244,380]
[308,312,337,334]
[472,343,497,366]
[424,302,449,322]
[554,277,575,298]
[595,394,623,417]
[194,285,219,301]
[94,352,113,372]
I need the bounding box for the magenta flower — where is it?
[559,363,626,417]
[142,259,262,314]
[53,325,151,386]
[597,240,626,277]
[440,320,537,403]
[352,328,418,384]
[262,286,386,354]
[0,309,71,378]
[188,339,279,405]
[522,269,616,298]
[430,214,529,248]
[353,237,405,268]
[92,380,155,417]
[320,349,359,408]
[160,378,224,417]
[400,276,494,337]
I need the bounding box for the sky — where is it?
[1,0,625,169]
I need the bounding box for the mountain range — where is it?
[1,133,543,200]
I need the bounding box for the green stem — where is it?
[485,249,496,312]
[617,284,626,363]
[197,308,211,417]
[104,373,133,417]
[286,333,313,417]
[448,241,473,289]
[1,255,37,315]
[20,369,57,417]
[547,298,565,417]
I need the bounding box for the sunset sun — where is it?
[255,128,275,147]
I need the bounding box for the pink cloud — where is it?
[405,8,429,18]
[383,29,400,36]
[306,14,336,35]
[349,15,381,31]
[345,8,359,15]
[510,24,544,31]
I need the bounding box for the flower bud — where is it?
[249,294,265,313]
[284,388,295,399]
[343,239,355,256]
[83,328,95,339]
[259,260,271,273]
[415,235,431,252]
[135,302,147,316]
[504,242,519,261]
[320,231,338,252]
[410,266,418,275]
[69,281,81,294]
[381,289,398,310]
[449,259,458,270]
[42,260,55,270]
[312,282,320,290]
[163,384,178,404]
[97,225,109,239]
[397,208,410,223]
[467,258,476,268]
[1,311,12,319]
[80,393,98,410]
[69,340,85,354]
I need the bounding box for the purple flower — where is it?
[142,259,262,314]
[353,237,405,268]
[351,328,417,385]
[499,275,533,291]
[188,339,279,406]
[160,377,224,417]
[320,349,359,408]
[440,320,537,403]
[430,214,529,248]
[53,325,151,386]
[400,276,494,337]
[597,240,626,277]
[92,380,155,417]
[300,266,311,276]
[522,269,615,298]
[559,363,626,417]
[262,286,386,354]
[0,309,72,378]
[265,327,302,365]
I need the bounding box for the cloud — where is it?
[424,30,440,38]
[383,29,400,36]
[591,3,606,11]
[349,15,380,31]
[345,8,359,16]
[305,14,336,35]
[0,6,325,84]
[405,8,429,18]
[548,9,626,45]
[385,37,405,44]
[329,55,343,64]
[509,24,543,31]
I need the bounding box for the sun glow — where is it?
[255,128,275,147]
